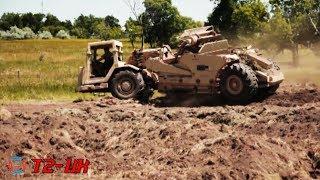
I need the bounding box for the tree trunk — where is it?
[292,44,299,67]
[141,30,144,50]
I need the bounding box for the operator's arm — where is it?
[97,54,106,61]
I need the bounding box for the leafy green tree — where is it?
[207,0,268,38]
[108,27,123,39]
[125,18,142,48]
[267,0,320,66]
[44,14,60,27]
[142,0,197,47]
[70,27,87,39]
[123,0,146,48]
[93,21,123,40]
[21,13,45,32]
[73,14,103,38]
[0,13,22,30]
[93,21,110,40]
[180,16,203,29]
[207,0,238,38]
[104,15,121,28]
[232,0,269,36]
[260,8,292,47]
[270,0,319,43]
[60,20,73,31]
[43,14,73,35]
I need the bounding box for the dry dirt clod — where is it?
[79,124,86,131]
[0,108,12,120]
[49,137,58,146]
[96,102,107,108]
[159,129,169,139]
[21,141,32,149]
[42,116,51,125]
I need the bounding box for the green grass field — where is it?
[0,39,319,102]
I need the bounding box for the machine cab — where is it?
[77,40,123,92]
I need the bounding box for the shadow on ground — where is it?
[149,86,319,108]
[150,94,225,107]
[150,92,275,107]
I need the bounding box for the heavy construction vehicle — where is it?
[77,26,284,103]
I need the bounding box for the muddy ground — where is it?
[0,83,319,179]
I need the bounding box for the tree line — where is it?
[0,0,202,48]
[0,13,124,40]
[0,0,319,64]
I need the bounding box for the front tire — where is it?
[110,70,144,100]
[219,63,258,103]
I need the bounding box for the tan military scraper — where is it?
[77,26,284,103]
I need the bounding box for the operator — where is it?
[98,48,113,71]
[98,48,113,64]
[94,48,113,77]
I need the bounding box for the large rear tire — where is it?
[219,63,258,103]
[110,70,144,100]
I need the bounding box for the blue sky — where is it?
[0,0,215,26]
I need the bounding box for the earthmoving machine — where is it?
[77,26,284,103]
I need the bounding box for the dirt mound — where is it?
[0,83,319,179]
[262,83,320,107]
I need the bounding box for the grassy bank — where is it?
[0,39,319,102]
[0,39,140,102]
